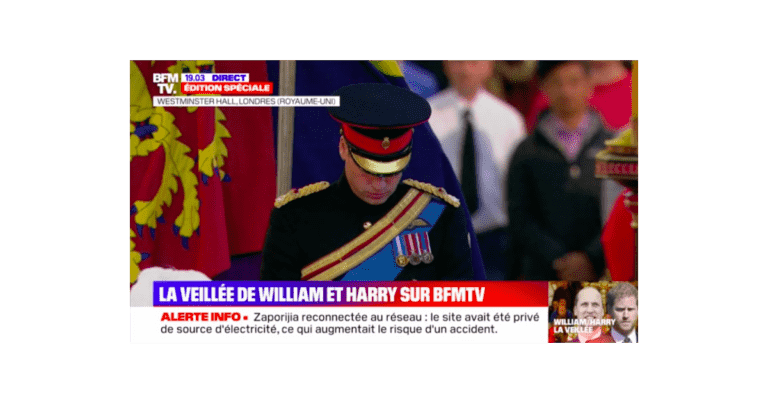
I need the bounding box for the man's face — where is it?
[574,288,603,326]
[340,138,402,205]
[611,296,638,336]
[542,62,593,118]
[443,61,494,97]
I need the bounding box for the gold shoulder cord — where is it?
[274,181,330,208]
[402,179,460,208]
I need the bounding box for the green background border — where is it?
[6,2,736,401]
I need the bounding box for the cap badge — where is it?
[382,137,390,150]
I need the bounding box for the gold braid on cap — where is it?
[402,179,460,208]
[274,181,330,208]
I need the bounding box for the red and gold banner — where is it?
[130,60,276,283]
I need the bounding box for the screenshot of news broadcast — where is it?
[130,60,638,344]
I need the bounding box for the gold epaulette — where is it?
[274,181,330,208]
[402,179,460,208]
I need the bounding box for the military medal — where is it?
[394,235,408,267]
[405,233,421,265]
[419,232,434,264]
[394,232,433,267]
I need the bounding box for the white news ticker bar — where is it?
[152,96,340,107]
[131,307,547,344]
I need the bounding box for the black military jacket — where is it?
[261,175,473,281]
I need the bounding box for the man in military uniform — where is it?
[262,83,474,281]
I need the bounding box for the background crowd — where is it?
[407,60,634,281]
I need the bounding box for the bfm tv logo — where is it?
[152,73,179,94]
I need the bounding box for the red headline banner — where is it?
[153,281,549,307]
